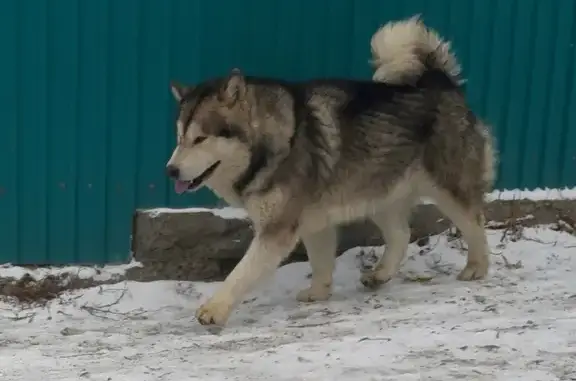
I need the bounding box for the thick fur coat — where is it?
[166,15,497,331]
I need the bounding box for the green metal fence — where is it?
[0,0,575,265]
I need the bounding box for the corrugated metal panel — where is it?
[0,0,575,265]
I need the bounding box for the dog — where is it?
[166,15,497,331]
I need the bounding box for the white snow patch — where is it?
[145,206,248,219]
[0,260,142,282]
[145,187,576,215]
[486,187,576,201]
[1,227,575,380]
[419,187,576,205]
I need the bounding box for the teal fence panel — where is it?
[0,0,575,265]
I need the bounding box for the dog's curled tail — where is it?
[370,15,462,84]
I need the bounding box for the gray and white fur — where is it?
[166,15,497,331]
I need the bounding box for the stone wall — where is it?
[126,200,576,282]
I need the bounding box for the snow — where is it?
[145,206,248,219]
[1,226,575,380]
[486,187,576,202]
[0,260,142,282]
[144,187,576,218]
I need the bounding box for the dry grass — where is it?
[0,271,125,305]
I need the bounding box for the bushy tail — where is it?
[370,15,462,84]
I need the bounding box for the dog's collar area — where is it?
[233,143,270,196]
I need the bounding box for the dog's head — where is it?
[166,69,255,197]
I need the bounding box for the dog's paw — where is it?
[360,271,392,290]
[296,286,331,303]
[195,298,233,332]
[457,260,489,281]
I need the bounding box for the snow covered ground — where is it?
[1,226,575,381]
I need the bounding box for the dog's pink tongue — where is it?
[174,181,190,194]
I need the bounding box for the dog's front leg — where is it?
[196,227,298,330]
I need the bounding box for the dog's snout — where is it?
[166,165,180,179]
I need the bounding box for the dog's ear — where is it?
[220,68,246,105]
[170,81,188,102]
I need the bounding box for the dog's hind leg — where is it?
[360,200,413,289]
[426,186,489,280]
[297,226,338,302]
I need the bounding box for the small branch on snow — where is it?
[78,282,145,321]
[0,303,37,323]
[500,254,523,270]
[424,253,452,276]
[416,231,445,256]
[6,311,36,322]
[287,319,346,328]
[521,236,557,246]
[358,337,391,343]
[497,197,526,246]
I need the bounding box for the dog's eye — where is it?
[193,136,207,145]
